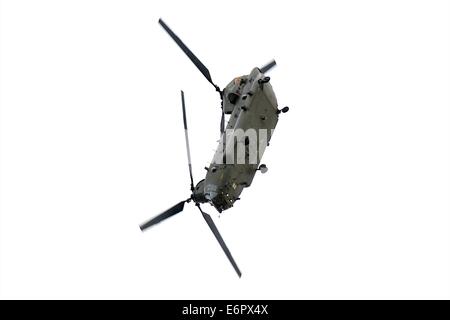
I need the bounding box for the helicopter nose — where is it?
[206,191,234,212]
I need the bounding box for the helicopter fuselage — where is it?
[193,67,279,212]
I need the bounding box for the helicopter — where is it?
[140,19,289,277]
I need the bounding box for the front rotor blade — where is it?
[181,91,194,191]
[260,59,277,74]
[159,19,216,88]
[197,205,242,277]
[140,201,186,231]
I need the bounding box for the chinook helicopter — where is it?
[140,19,289,277]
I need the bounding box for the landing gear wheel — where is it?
[258,164,268,174]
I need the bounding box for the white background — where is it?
[1,0,449,299]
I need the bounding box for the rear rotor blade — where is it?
[181,91,194,191]
[196,205,242,277]
[140,201,186,231]
[220,107,225,134]
[260,59,277,74]
[159,19,218,90]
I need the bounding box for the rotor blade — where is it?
[140,201,186,231]
[220,107,225,134]
[159,19,217,88]
[260,59,277,74]
[181,91,194,191]
[196,205,242,277]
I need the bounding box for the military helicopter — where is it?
[140,19,289,277]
